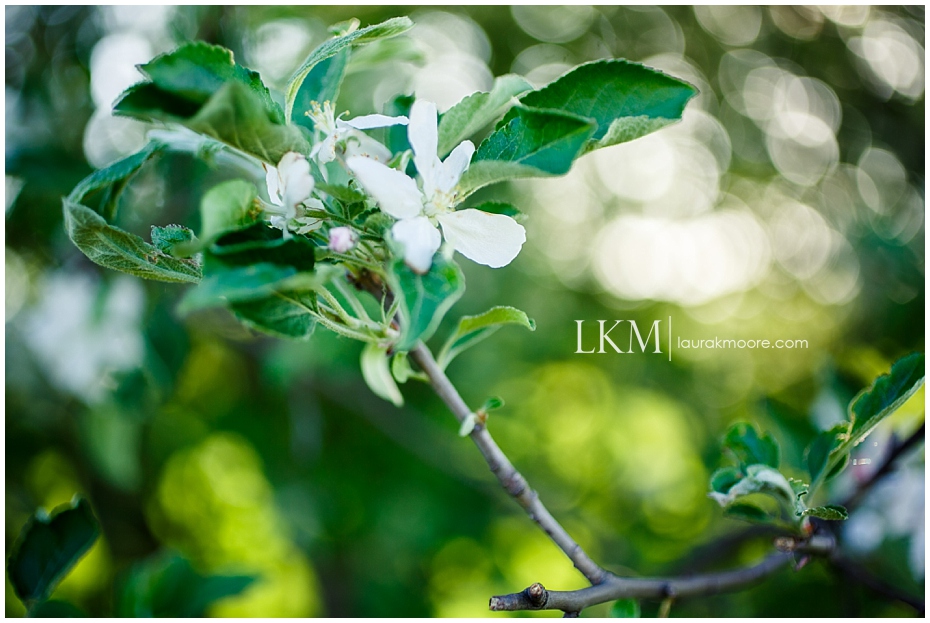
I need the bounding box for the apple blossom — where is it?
[346,100,526,273]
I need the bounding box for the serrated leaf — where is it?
[116,552,254,617]
[808,353,925,494]
[722,422,780,469]
[63,144,203,284]
[285,17,413,123]
[437,306,536,369]
[231,291,317,340]
[609,599,641,618]
[127,41,282,122]
[848,352,924,447]
[388,254,465,352]
[151,225,196,254]
[8,498,100,608]
[361,343,403,407]
[800,505,848,521]
[519,59,697,152]
[461,105,596,194]
[437,74,534,157]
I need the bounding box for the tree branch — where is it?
[488,536,835,614]
[408,342,844,614]
[408,342,608,585]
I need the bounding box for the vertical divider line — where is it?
[668,315,672,362]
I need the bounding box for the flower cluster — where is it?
[262,99,526,274]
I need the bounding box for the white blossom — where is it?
[307,101,407,165]
[263,151,324,236]
[346,100,526,273]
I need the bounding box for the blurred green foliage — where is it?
[5,5,924,617]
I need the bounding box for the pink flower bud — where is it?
[328,227,357,253]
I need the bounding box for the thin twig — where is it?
[408,342,608,586]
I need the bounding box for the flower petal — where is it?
[346,156,423,219]
[279,153,314,210]
[409,100,440,195]
[392,216,442,274]
[436,140,475,194]
[437,209,526,268]
[263,163,282,206]
[343,132,393,163]
[338,114,409,130]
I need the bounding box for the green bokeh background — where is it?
[5,5,924,617]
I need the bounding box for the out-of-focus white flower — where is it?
[263,151,324,235]
[328,226,358,253]
[346,100,526,273]
[307,101,407,165]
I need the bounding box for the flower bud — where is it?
[328,227,358,253]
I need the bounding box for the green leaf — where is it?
[346,36,425,74]
[805,423,847,484]
[470,201,526,223]
[462,105,596,194]
[708,464,795,510]
[119,79,309,164]
[183,82,310,164]
[724,502,776,525]
[114,43,307,162]
[122,41,282,122]
[437,306,535,369]
[709,466,742,494]
[292,50,349,131]
[722,422,780,469]
[116,552,254,617]
[63,144,203,284]
[481,396,505,412]
[285,17,413,123]
[437,74,534,157]
[801,505,849,521]
[808,353,924,492]
[231,291,317,340]
[388,255,466,352]
[30,600,86,617]
[609,599,641,618]
[848,352,925,447]
[317,181,367,204]
[518,59,697,152]
[178,263,298,313]
[361,343,404,407]
[151,224,196,254]
[199,180,260,245]
[8,498,100,608]
[210,224,316,272]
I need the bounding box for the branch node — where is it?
[527,582,548,608]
